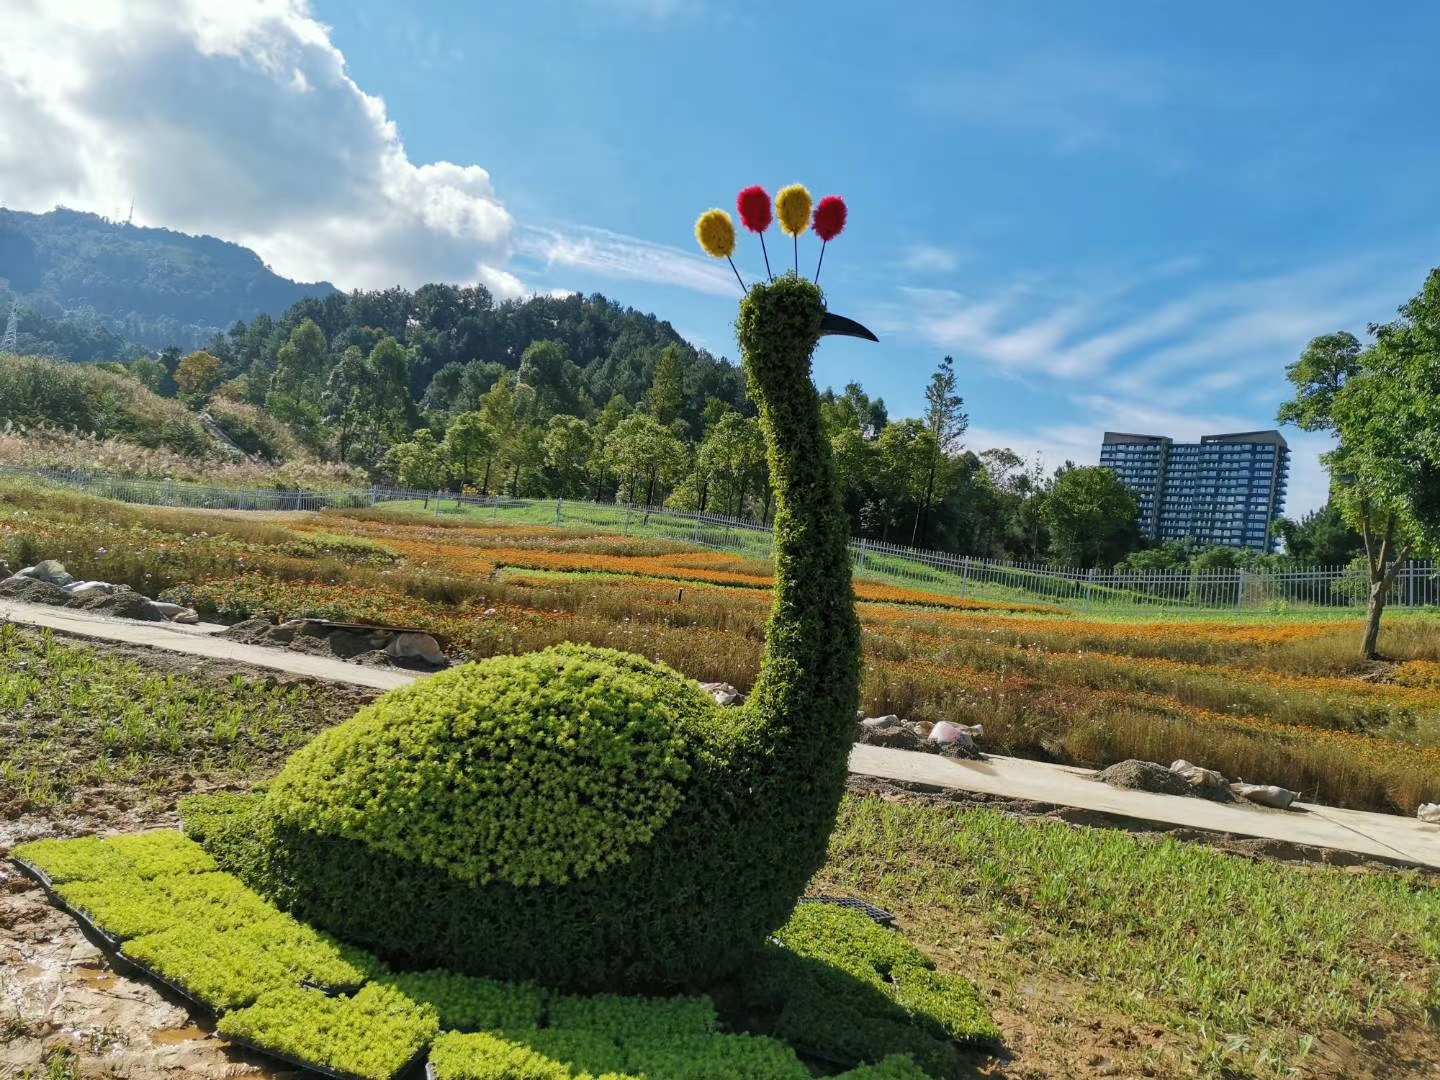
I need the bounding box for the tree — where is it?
[696,412,765,517]
[603,413,687,506]
[1276,503,1364,566]
[1281,269,1440,658]
[543,415,594,497]
[914,357,969,545]
[174,350,222,401]
[442,411,497,493]
[383,428,446,501]
[646,344,685,427]
[1042,466,1142,568]
[269,318,328,400]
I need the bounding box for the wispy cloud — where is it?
[515,224,740,297]
[587,0,696,18]
[910,47,1173,155]
[901,244,961,274]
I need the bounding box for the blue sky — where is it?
[6,1,1440,514]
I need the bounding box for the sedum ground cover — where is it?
[10,831,996,1080]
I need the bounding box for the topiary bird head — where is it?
[695,185,878,344]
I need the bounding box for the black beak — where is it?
[819,312,879,343]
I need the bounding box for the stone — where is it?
[1418,803,1440,825]
[385,632,447,665]
[0,575,69,605]
[910,721,935,739]
[62,581,116,599]
[1233,783,1300,810]
[68,586,167,621]
[147,601,189,620]
[857,725,924,751]
[17,560,73,587]
[701,681,746,707]
[860,714,901,730]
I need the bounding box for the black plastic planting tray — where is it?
[223,1032,428,1080]
[9,856,422,1080]
[797,894,897,927]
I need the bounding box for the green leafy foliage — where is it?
[216,984,438,1080]
[428,1032,588,1080]
[264,645,701,887]
[122,915,380,1010]
[738,905,998,1077]
[188,279,864,992]
[547,993,716,1039]
[14,830,213,883]
[378,971,544,1032]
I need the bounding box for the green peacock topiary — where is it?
[185,188,874,992]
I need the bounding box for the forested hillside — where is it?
[0,208,336,354]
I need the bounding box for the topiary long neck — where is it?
[736,277,861,782]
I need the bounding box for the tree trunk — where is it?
[481,458,491,497]
[698,478,708,514]
[511,463,520,497]
[1362,580,1386,661]
[913,456,937,546]
[645,466,657,509]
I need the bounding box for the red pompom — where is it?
[813,196,847,242]
[737,186,773,233]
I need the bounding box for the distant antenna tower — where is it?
[1,305,18,352]
[126,199,134,225]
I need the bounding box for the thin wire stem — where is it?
[758,235,773,282]
[814,241,828,285]
[726,257,747,293]
[793,234,798,275]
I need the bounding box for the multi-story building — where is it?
[1099,430,1289,552]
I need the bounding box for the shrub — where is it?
[621,1034,809,1079]
[547,993,716,1039]
[263,646,700,888]
[206,398,302,462]
[0,354,211,456]
[188,280,865,992]
[216,984,438,1080]
[737,906,999,1076]
[378,970,544,1032]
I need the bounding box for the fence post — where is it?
[1082,568,1095,615]
[692,512,700,544]
[555,499,562,527]
[959,556,969,599]
[1236,568,1246,610]
[624,505,632,536]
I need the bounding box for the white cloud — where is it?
[516,224,742,298]
[901,244,961,275]
[911,47,1171,155]
[0,0,520,296]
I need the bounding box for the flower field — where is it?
[6,480,1440,814]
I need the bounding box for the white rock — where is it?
[1417,803,1440,824]
[148,601,196,621]
[63,581,117,598]
[385,632,447,665]
[861,714,901,730]
[17,560,73,586]
[701,682,744,707]
[1233,783,1300,810]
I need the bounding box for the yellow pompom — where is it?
[695,210,736,259]
[775,184,813,238]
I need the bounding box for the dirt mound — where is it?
[1095,759,1194,797]
[0,576,69,605]
[67,586,165,621]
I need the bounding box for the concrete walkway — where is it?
[6,597,1440,870]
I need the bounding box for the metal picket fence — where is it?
[2,462,1432,614]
